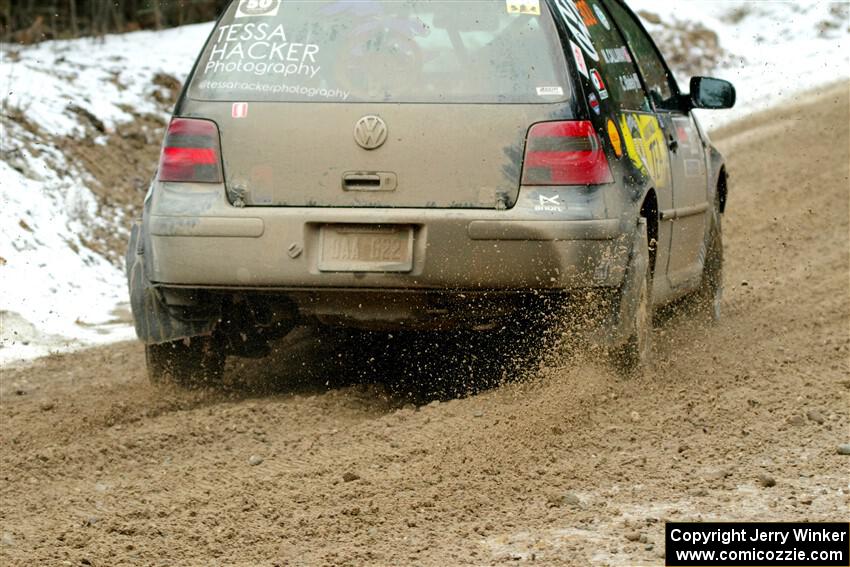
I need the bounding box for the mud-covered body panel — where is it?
[126,222,219,344]
[186,101,575,209]
[144,181,632,290]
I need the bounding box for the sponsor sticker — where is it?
[590,69,609,100]
[236,0,280,18]
[506,0,541,15]
[536,86,565,97]
[588,92,600,115]
[619,113,670,188]
[593,3,611,30]
[602,46,632,64]
[232,102,249,118]
[535,193,564,212]
[570,40,590,79]
[619,72,642,92]
[553,0,600,62]
[607,119,622,157]
[575,0,598,26]
[673,116,702,156]
[202,22,322,81]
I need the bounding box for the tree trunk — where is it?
[152,1,162,30]
[69,0,79,37]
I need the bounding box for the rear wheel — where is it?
[610,223,653,375]
[145,336,225,388]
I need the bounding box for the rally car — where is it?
[127,0,735,385]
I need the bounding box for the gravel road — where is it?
[1,83,848,566]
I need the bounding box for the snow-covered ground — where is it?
[1,23,214,363]
[630,0,849,131]
[0,3,847,365]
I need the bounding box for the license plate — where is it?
[318,225,414,272]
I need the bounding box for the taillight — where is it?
[158,118,223,183]
[521,121,613,186]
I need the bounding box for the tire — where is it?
[694,215,723,323]
[145,335,225,388]
[610,224,653,375]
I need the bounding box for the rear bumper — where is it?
[144,183,633,291]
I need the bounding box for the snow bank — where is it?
[629,0,849,131]
[3,23,213,137]
[1,23,213,364]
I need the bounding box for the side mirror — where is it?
[689,76,736,110]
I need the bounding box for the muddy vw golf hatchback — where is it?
[127,0,735,385]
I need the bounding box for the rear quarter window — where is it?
[189,0,571,104]
[603,0,677,108]
[550,0,649,112]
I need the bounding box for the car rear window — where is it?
[188,0,570,103]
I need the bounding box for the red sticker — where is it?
[232,102,249,118]
[588,92,600,115]
[590,69,609,100]
[570,40,589,79]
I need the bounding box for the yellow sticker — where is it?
[607,119,622,158]
[506,0,541,16]
[618,113,671,189]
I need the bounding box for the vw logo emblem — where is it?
[354,115,388,150]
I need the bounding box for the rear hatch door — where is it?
[185,0,574,208]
